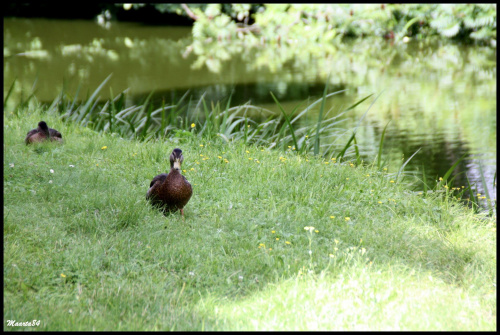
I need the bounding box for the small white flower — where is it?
[49,180,53,184]
[189,271,195,276]
[238,275,243,281]
[9,163,14,168]
[50,169,54,173]
[69,165,75,168]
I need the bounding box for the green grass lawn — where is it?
[4,110,496,331]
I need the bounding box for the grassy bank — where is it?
[3,109,496,330]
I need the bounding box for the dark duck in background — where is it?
[25,121,63,144]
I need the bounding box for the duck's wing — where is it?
[182,175,192,188]
[146,173,168,199]
[26,128,38,137]
[49,128,62,139]
[25,131,46,144]
[25,128,39,143]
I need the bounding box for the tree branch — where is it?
[181,4,198,21]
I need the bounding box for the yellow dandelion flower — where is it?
[191,123,196,128]
[330,216,335,219]
[285,241,291,245]
[101,146,107,150]
[246,150,250,153]
[439,177,443,181]
[218,156,222,159]
[345,217,350,221]
[276,238,279,241]
[190,168,194,171]
[199,144,204,147]
[334,239,339,244]
[315,230,319,233]
[390,180,395,183]
[61,273,66,278]
[271,230,275,233]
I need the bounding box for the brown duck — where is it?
[25,121,63,144]
[146,148,193,216]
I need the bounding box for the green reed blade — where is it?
[377,121,390,170]
[140,91,155,140]
[422,165,429,195]
[4,79,16,110]
[439,153,467,187]
[314,81,329,156]
[478,162,493,213]
[465,175,479,212]
[344,93,374,112]
[76,75,112,123]
[396,148,421,183]
[220,92,233,135]
[353,135,361,165]
[270,92,299,152]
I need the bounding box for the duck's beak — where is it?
[173,159,182,171]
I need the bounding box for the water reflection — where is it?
[3,18,496,211]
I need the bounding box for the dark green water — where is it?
[4,18,497,210]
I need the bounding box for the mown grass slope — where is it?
[4,110,496,331]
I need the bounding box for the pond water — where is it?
[3,18,497,211]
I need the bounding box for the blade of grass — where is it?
[270,92,299,152]
[438,154,467,187]
[395,148,421,183]
[4,79,16,110]
[314,81,329,156]
[140,91,155,140]
[377,121,390,170]
[76,74,112,123]
[478,162,493,213]
[220,91,233,135]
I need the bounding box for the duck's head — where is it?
[37,121,50,136]
[38,121,49,131]
[170,148,184,171]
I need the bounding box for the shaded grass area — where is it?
[3,110,496,330]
